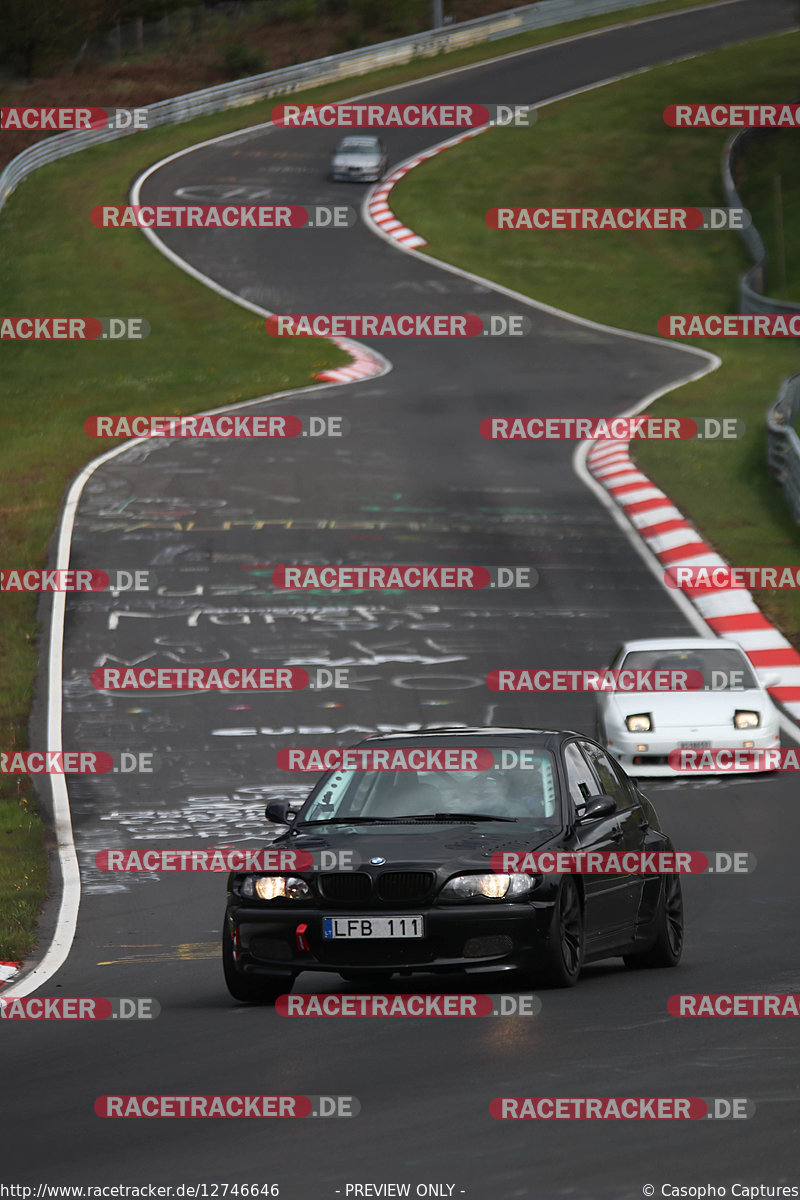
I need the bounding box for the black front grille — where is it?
[376,872,435,903]
[318,872,372,902]
[317,870,435,904]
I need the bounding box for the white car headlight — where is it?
[626,713,652,733]
[734,710,760,730]
[240,875,310,900]
[440,873,535,900]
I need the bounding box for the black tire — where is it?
[339,970,394,985]
[623,874,684,969]
[222,922,293,1004]
[533,877,584,988]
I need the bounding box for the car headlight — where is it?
[240,875,310,900]
[626,714,652,733]
[440,873,535,900]
[734,710,760,730]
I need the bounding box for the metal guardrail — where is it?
[767,375,800,523]
[723,127,800,316]
[0,0,712,213]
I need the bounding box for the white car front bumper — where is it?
[606,724,781,777]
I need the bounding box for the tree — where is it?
[0,0,201,76]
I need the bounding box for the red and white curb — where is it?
[367,127,486,250]
[315,336,385,383]
[587,440,800,720]
[318,129,488,378]
[0,962,21,988]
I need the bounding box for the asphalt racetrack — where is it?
[4,1,800,1194]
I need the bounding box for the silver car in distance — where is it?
[330,135,387,182]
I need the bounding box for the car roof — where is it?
[620,637,743,652]
[337,135,380,146]
[356,727,578,749]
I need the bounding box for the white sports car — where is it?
[596,637,780,776]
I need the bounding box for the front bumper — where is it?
[330,167,381,181]
[606,724,780,776]
[228,901,554,977]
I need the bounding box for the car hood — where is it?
[605,688,771,727]
[332,153,379,168]
[275,821,558,872]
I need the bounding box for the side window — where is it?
[579,741,629,810]
[563,742,601,810]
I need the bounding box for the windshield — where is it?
[336,139,378,156]
[620,648,757,691]
[301,750,560,826]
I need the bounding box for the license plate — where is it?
[323,916,424,940]
[679,741,711,749]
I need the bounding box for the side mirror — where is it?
[763,673,781,688]
[576,794,616,822]
[265,800,297,824]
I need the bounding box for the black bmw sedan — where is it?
[222,728,684,1002]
